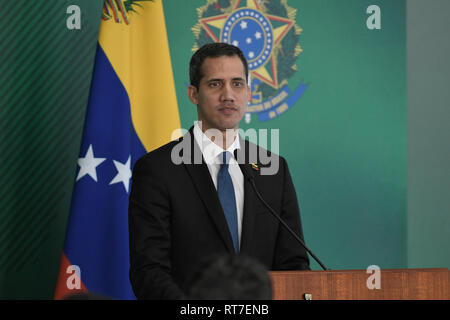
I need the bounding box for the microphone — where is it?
[237,156,328,271]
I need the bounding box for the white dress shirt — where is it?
[193,121,244,248]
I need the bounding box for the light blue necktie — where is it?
[217,151,239,252]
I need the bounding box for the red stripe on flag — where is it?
[54,253,88,300]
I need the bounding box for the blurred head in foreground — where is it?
[63,292,111,300]
[186,254,272,300]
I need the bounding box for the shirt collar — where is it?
[193,121,240,164]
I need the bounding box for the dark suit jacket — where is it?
[128,127,310,299]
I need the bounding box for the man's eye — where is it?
[234,81,245,87]
[209,82,220,87]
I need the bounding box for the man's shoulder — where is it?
[240,137,285,162]
[144,138,181,159]
[238,137,287,177]
[133,138,183,170]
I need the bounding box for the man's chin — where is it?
[198,116,243,132]
[216,123,240,132]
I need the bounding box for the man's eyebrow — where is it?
[205,77,246,82]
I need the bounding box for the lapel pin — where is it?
[251,163,259,171]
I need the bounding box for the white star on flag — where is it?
[232,40,239,46]
[246,37,252,44]
[248,51,255,58]
[109,155,132,193]
[240,21,248,30]
[76,144,106,182]
[255,31,262,39]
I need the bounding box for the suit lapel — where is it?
[235,142,261,253]
[239,163,258,253]
[181,127,235,253]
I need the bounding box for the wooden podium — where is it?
[269,268,449,300]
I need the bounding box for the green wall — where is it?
[0,0,103,299]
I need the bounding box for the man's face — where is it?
[187,55,251,132]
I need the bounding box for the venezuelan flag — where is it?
[54,0,180,299]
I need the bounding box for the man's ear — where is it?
[187,85,198,105]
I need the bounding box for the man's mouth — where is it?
[218,106,238,114]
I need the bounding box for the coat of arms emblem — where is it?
[192,0,308,122]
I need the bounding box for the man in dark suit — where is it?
[128,43,310,300]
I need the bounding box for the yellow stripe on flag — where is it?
[98,0,181,152]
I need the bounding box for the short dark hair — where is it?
[189,43,249,89]
[186,254,272,300]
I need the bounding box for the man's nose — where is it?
[220,83,235,102]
